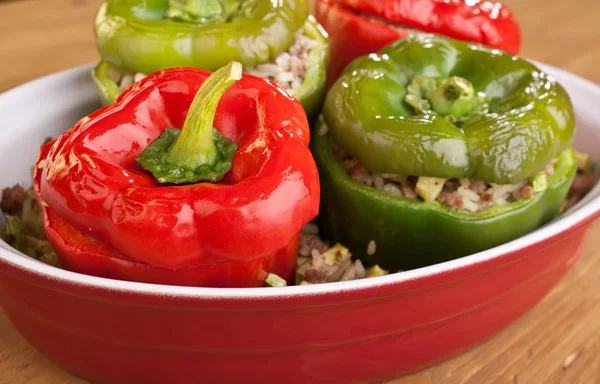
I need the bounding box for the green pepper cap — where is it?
[135,61,240,184]
[95,0,309,73]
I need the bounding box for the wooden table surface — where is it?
[1,0,600,383]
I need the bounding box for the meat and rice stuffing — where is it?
[326,123,563,213]
[0,185,61,268]
[561,151,598,212]
[244,28,319,95]
[108,27,318,96]
[295,223,390,285]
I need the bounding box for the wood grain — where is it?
[1,0,600,383]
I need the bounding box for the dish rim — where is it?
[1,61,599,299]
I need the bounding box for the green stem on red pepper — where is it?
[135,61,241,184]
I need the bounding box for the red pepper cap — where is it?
[314,0,522,87]
[338,0,521,54]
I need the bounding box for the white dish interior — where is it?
[1,62,599,298]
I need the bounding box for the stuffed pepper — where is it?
[33,62,320,288]
[314,0,521,87]
[312,34,577,272]
[92,0,330,122]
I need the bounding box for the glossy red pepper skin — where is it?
[33,68,320,287]
[37,207,300,288]
[314,0,521,87]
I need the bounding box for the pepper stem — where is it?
[135,62,241,185]
[165,0,224,22]
[425,77,476,118]
[167,61,241,169]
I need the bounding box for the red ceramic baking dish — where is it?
[0,62,599,384]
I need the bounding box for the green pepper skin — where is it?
[292,16,330,123]
[91,61,121,106]
[312,121,578,272]
[323,34,576,185]
[92,9,329,121]
[95,0,308,73]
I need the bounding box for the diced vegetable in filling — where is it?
[265,273,287,287]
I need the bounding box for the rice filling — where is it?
[245,28,319,95]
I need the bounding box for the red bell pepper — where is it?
[33,63,320,288]
[314,0,522,87]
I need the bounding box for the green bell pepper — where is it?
[92,1,329,121]
[323,34,575,185]
[313,35,578,272]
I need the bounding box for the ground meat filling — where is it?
[1,184,27,216]
[295,223,389,285]
[108,28,318,96]
[330,140,555,213]
[562,152,597,212]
